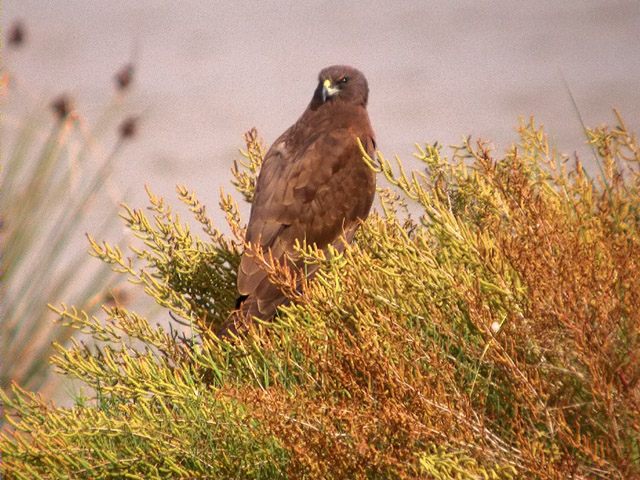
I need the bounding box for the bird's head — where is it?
[310,65,369,109]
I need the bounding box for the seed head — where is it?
[51,94,73,121]
[118,116,139,140]
[7,21,26,48]
[115,63,135,91]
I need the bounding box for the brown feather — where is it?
[227,65,376,332]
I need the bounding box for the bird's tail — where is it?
[218,294,260,338]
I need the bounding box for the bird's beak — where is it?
[322,79,340,102]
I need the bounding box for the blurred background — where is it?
[4,0,640,211]
[1,1,639,399]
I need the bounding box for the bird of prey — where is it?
[227,65,376,333]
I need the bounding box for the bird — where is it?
[225,65,376,334]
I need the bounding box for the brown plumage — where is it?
[226,65,376,333]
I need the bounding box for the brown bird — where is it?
[227,65,376,333]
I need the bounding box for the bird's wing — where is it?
[237,127,375,305]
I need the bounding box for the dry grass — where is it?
[0,91,136,399]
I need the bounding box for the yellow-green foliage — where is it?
[1,115,639,479]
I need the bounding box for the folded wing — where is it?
[237,128,376,318]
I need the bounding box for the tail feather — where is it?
[219,293,284,337]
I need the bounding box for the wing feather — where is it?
[237,121,375,317]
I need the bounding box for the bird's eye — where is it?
[338,76,349,84]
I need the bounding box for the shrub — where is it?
[1,115,639,479]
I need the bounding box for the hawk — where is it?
[226,65,376,333]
